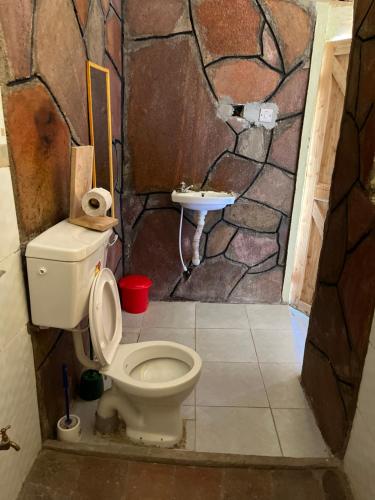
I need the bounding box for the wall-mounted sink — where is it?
[171,190,236,212]
[172,188,237,267]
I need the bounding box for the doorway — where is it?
[283,0,354,312]
[290,38,351,313]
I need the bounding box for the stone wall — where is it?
[302,0,375,457]
[124,0,315,302]
[0,0,124,438]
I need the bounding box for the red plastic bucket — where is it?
[118,275,153,314]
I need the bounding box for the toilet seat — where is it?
[89,268,122,367]
[89,269,202,399]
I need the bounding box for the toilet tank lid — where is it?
[26,220,112,262]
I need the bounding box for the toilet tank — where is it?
[26,220,113,329]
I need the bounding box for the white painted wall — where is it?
[283,0,354,303]
[0,89,41,499]
[345,312,375,500]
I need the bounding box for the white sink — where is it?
[171,190,236,212]
[172,188,236,267]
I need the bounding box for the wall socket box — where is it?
[259,107,274,123]
[243,102,278,129]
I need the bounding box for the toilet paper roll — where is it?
[82,188,112,217]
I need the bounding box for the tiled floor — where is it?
[72,302,330,458]
[19,449,353,500]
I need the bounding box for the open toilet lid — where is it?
[89,268,122,366]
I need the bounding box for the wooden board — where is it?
[69,215,118,232]
[69,146,94,219]
[290,39,351,313]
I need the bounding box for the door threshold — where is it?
[44,439,340,470]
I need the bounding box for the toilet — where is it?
[26,220,202,447]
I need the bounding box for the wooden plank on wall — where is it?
[315,182,330,202]
[312,201,325,238]
[289,43,334,307]
[319,77,346,185]
[301,222,323,305]
[331,38,352,56]
[296,300,311,315]
[332,56,347,95]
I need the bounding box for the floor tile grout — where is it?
[194,404,311,410]
[270,407,285,456]
[252,329,286,457]
[257,359,284,457]
[196,404,271,409]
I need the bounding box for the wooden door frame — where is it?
[289,38,351,314]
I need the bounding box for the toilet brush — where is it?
[62,364,71,426]
[56,364,81,442]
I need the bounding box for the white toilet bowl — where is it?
[97,341,201,446]
[25,221,202,448]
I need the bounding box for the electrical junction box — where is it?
[259,107,274,123]
[243,102,279,129]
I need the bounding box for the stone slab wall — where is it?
[0,0,124,438]
[302,0,375,457]
[124,0,315,302]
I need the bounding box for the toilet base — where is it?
[96,384,185,448]
[126,423,183,448]
[95,412,119,434]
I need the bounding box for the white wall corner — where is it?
[0,87,41,500]
[345,312,375,500]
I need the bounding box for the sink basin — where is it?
[171,190,236,211]
[172,189,236,266]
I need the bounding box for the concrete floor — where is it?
[18,449,352,500]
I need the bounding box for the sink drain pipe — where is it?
[192,210,207,266]
[179,207,207,271]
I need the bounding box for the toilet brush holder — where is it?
[79,369,104,401]
[57,415,81,443]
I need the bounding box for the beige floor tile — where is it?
[122,311,144,329]
[260,363,308,409]
[246,305,293,331]
[196,329,256,362]
[143,302,196,328]
[273,408,330,458]
[121,328,140,344]
[183,389,195,406]
[196,406,281,456]
[196,303,249,329]
[182,420,195,451]
[289,307,309,335]
[252,329,306,363]
[139,327,195,349]
[196,362,268,407]
[182,405,195,420]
